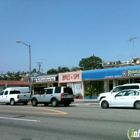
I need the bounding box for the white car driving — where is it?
[98,83,140,101]
[100,89,140,109]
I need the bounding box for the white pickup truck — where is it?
[0,87,31,105]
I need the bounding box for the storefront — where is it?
[32,74,58,94]
[59,71,83,99]
[82,65,140,94]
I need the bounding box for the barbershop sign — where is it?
[32,77,56,83]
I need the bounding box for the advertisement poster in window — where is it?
[67,82,82,96]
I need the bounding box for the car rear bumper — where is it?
[60,98,74,103]
[17,99,30,103]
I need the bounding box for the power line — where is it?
[127,37,138,42]
[127,36,138,58]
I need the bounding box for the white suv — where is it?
[98,83,140,101]
[31,86,74,107]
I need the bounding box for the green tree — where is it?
[79,55,102,70]
[57,66,70,73]
[84,81,104,98]
[47,69,58,74]
[47,66,71,74]
[70,66,81,71]
[0,76,3,80]
[32,68,37,73]
[14,71,21,80]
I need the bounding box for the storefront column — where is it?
[113,79,118,88]
[128,79,134,83]
[104,80,109,92]
[82,81,84,98]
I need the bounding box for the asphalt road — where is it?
[0,103,139,140]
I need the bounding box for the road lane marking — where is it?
[0,117,40,122]
[0,107,68,115]
[15,106,68,115]
[0,109,67,115]
[37,108,68,115]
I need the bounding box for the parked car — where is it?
[31,86,74,107]
[0,87,31,105]
[100,89,140,109]
[98,83,140,101]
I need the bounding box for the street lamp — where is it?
[16,40,32,94]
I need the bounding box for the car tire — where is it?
[51,99,58,107]
[134,101,140,109]
[10,99,15,106]
[32,99,38,106]
[101,100,109,109]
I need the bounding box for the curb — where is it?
[74,99,99,103]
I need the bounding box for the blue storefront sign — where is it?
[82,65,140,80]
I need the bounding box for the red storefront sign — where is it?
[61,74,80,81]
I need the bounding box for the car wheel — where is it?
[134,101,140,109]
[101,100,109,109]
[10,99,15,106]
[51,99,58,107]
[32,99,38,106]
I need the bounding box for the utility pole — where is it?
[36,62,43,74]
[16,40,32,95]
[127,36,138,58]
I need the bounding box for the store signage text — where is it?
[61,74,80,81]
[128,70,140,76]
[33,77,56,83]
[104,69,140,78]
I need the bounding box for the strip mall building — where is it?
[58,71,83,99]
[31,65,140,99]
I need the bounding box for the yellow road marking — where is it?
[33,107,68,115]
[0,110,66,115]
[0,106,68,115]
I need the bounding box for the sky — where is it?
[1,0,140,74]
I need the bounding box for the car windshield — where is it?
[112,85,139,92]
